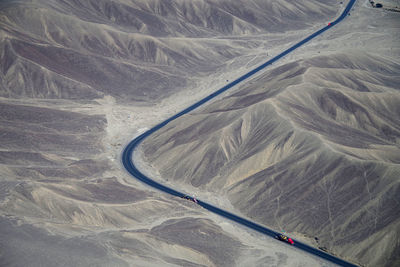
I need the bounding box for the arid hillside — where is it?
[141,1,400,266]
[0,0,339,103]
[0,0,348,266]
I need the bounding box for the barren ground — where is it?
[0,0,399,266]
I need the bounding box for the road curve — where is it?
[122,1,358,266]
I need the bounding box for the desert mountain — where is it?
[0,0,338,102]
[1,0,398,266]
[141,1,400,266]
[0,0,346,266]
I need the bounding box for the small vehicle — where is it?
[276,234,294,245]
[181,195,198,204]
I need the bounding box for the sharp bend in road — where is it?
[123,1,358,266]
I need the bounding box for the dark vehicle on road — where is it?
[276,234,294,245]
[181,195,198,204]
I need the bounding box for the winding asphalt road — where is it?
[123,1,358,266]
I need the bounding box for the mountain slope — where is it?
[141,2,400,265]
[0,0,347,266]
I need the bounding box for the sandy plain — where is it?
[0,0,399,266]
